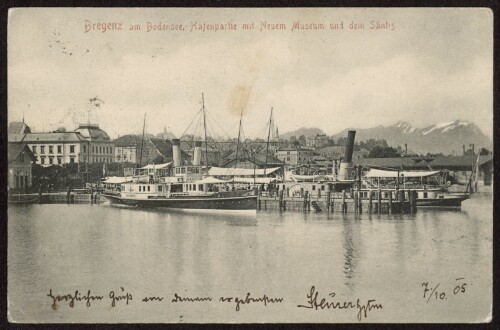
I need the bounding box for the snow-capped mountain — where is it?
[332,120,492,155]
[394,121,417,134]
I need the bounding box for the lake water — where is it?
[8,189,492,323]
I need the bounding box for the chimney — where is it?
[338,130,356,181]
[193,141,202,166]
[172,139,181,167]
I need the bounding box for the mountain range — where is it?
[279,127,325,140]
[282,120,492,155]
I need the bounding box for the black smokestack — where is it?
[342,130,356,163]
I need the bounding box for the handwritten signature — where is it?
[297,286,382,321]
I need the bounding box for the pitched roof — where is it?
[74,125,110,141]
[113,135,143,147]
[150,138,190,158]
[8,143,37,162]
[22,132,86,143]
[8,122,31,134]
[220,149,285,167]
[208,166,281,177]
[277,146,315,152]
[354,155,494,170]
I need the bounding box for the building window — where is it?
[83,145,86,153]
[41,146,45,154]
[147,186,150,192]
[92,146,94,153]
[49,157,53,164]
[312,185,316,190]
[49,146,53,154]
[57,145,62,153]
[70,145,75,153]
[20,154,24,162]
[57,157,62,164]
[70,157,75,163]
[32,146,37,154]
[41,156,45,164]
[139,186,142,192]
[158,185,162,192]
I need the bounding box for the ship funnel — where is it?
[338,130,356,181]
[193,141,202,166]
[172,139,181,167]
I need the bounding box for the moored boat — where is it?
[101,140,257,210]
[361,169,470,207]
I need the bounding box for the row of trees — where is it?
[30,162,138,192]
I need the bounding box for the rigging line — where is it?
[264,107,273,175]
[206,110,234,140]
[210,109,237,140]
[179,106,203,140]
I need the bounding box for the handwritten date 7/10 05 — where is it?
[421,278,468,303]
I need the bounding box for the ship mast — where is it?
[202,93,209,170]
[235,108,243,168]
[264,107,273,176]
[139,113,146,168]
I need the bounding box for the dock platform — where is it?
[257,189,417,214]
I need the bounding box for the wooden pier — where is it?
[257,188,417,214]
[9,192,103,204]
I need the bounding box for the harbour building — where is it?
[9,122,114,166]
[8,143,37,191]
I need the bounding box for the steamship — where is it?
[101,140,257,210]
[275,130,470,208]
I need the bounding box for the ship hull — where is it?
[416,194,469,207]
[102,194,257,210]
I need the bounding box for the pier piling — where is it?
[368,190,373,213]
[342,190,347,213]
[388,191,393,214]
[377,189,382,214]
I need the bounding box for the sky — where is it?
[8,8,493,140]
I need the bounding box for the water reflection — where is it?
[7,191,492,323]
[341,216,362,290]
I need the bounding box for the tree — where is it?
[368,146,401,158]
[479,147,490,155]
[298,135,306,146]
[336,137,347,146]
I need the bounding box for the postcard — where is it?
[7,8,493,323]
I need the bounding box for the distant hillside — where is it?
[332,120,492,155]
[280,127,325,139]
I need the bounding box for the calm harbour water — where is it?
[8,190,492,323]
